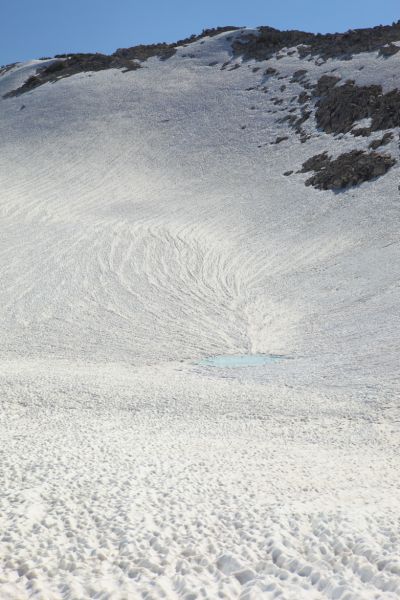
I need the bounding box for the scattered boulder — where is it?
[291,69,308,83]
[297,108,311,125]
[277,107,311,140]
[298,91,311,104]
[301,149,396,190]
[300,133,311,143]
[272,136,289,144]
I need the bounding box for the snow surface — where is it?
[198,354,284,368]
[0,30,399,599]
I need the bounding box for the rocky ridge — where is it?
[2,22,400,190]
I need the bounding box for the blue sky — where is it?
[1,0,399,65]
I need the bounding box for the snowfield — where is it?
[0,30,399,599]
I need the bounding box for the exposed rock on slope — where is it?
[3,54,141,98]
[232,21,400,61]
[2,22,400,190]
[3,26,240,98]
[315,80,400,134]
[368,131,394,149]
[301,150,396,190]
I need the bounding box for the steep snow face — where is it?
[0,30,400,599]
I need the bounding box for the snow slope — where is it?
[0,30,399,599]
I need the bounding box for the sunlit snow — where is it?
[0,28,399,600]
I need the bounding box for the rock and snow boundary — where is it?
[0,25,400,599]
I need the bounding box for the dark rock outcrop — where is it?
[113,44,176,62]
[175,26,241,46]
[3,53,141,98]
[370,89,400,131]
[369,132,394,149]
[301,150,396,190]
[315,81,380,133]
[114,27,241,62]
[232,22,400,61]
[314,80,400,134]
[291,69,308,83]
[313,75,341,97]
[272,136,289,144]
[301,152,330,173]
[378,43,400,57]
